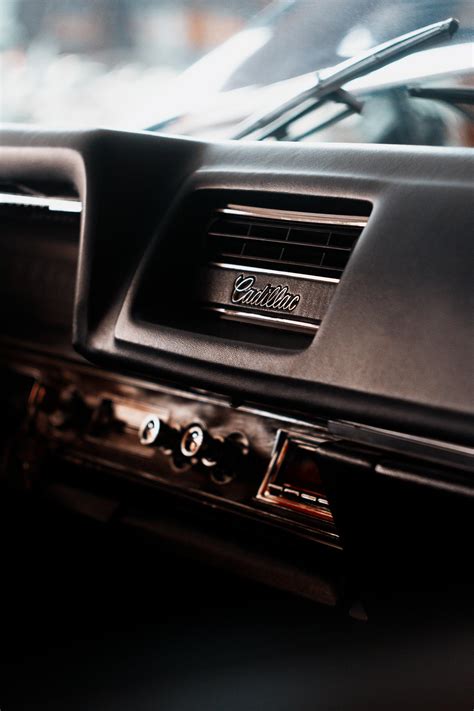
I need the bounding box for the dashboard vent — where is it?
[206,205,368,281]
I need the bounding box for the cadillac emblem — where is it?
[231,274,300,312]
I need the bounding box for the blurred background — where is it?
[0,0,472,141]
[0,0,269,127]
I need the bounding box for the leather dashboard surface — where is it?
[0,128,473,445]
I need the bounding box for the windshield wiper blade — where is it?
[408,86,474,105]
[233,16,459,140]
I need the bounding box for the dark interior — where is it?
[0,127,472,710]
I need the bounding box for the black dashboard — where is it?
[0,126,473,622]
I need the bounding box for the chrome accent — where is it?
[231,274,301,312]
[180,423,206,458]
[256,430,339,537]
[328,420,474,472]
[203,306,319,334]
[0,192,82,213]
[220,204,369,228]
[300,493,317,503]
[239,405,324,429]
[139,414,163,446]
[210,262,340,284]
[2,340,470,471]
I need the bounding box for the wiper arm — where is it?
[408,86,474,105]
[408,85,474,123]
[233,16,459,140]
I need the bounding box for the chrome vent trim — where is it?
[0,192,82,214]
[202,305,320,334]
[209,261,339,284]
[221,205,369,228]
[206,203,368,282]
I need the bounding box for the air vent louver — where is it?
[206,205,368,281]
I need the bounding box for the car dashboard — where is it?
[0,127,473,625]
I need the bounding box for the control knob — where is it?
[179,423,249,480]
[138,414,179,453]
[48,387,90,431]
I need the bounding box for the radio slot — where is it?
[256,430,338,536]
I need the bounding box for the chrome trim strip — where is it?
[1,339,470,470]
[220,204,369,228]
[204,305,319,334]
[239,405,325,429]
[0,192,82,214]
[328,420,474,471]
[209,261,340,284]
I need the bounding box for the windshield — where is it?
[218,0,474,91]
[1,0,473,146]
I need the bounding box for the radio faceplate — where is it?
[257,430,337,535]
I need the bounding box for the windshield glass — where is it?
[218,0,474,91]
[1,0,473,147]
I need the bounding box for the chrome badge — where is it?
[231,274,300,312]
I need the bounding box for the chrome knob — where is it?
[180,424,249,480]
[139,415,177,451]
[179,423,208,459]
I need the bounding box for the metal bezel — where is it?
[219,205,369,228]
[256,429,336,527]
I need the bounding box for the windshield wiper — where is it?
[408,85,474,109]
[408,86,474,104]
[408,85,474,123]
[233,16,459,141]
